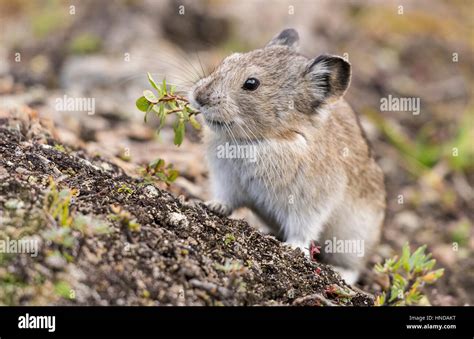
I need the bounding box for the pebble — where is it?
[0,166,8,179]
[143,185,159,198]
[168,212,189,228]
[100,162,113,172]
[15,167,28,174]
[4,198,24,210]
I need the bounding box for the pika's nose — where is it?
[194,91,210,107]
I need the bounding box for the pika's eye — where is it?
[242,78,260,91]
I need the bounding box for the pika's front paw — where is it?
[205,200,232,217]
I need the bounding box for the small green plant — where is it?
[54,280,73,300]
[136,73,201,146]
[53,144,66,153]
[69,33,102,54]
[325,284,357,304]
[374,243,444,306]
[365,108,474,176]
[450,219,471,247]
[214,259,244,274]
[43,178,111,246]
[43,227,75,248]
[72,214,110,236]
[224,233,235,246]
[43,177,77,227]
[140,158,179,185]
[0,271,26,305]
[117,183,134,195]
[109,205,141,232]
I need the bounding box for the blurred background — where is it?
[0,0,472,305]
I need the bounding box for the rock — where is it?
[143,185,159,198]
[167,212,189,228]
[15,167,28,174]
[99,162,113,172]
[0,166,8,180]
[4,199,24,210]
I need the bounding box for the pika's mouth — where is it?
[205,117,233,129]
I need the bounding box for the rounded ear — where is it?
[266,28,299,50]
[304,54,351,101]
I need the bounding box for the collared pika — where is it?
[189,29,386,284]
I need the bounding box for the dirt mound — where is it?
[0,111,372,306]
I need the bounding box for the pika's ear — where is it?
[266,28,299,50]
[304,54,351,101]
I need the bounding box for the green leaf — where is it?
[144,104,154,123]
[147,72,159,91]
[136,96,151,112]
[143,90,158,104]
[173,119,185,146]
[155,159,165,170]
[400,243,411,272]
[375,292,386,306]
[189,115,201,130]
[374,263,384,273]
[167,169,179,182]
[424,258,436,271]
[162,78,167,95]
[388,286,400,303]
[168,101,177,110]
[410,245,427,271]
[406,289,422,305]
[421,268,444,283]
[149,158,165,173]
[182,106,189,120]
[55,280,72,299]
[156,172,167,181]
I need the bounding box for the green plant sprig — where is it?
[136,73,201,146]
[42,177,110,256]
[374,243,444,306]
[140,158,179,185]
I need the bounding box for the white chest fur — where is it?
[205,132,338,235]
